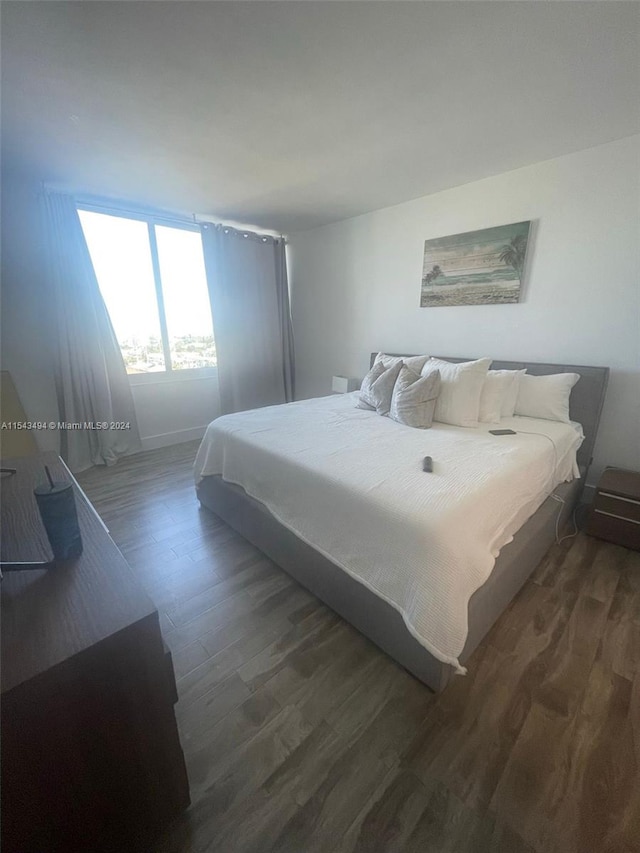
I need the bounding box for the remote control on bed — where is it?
[423,456,433,472]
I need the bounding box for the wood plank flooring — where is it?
[77,442,640,853]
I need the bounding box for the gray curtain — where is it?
[200,223,295,414]
[42,192,141,471]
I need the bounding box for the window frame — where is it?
[77,201,217,385]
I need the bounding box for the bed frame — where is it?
[197,356,609,692]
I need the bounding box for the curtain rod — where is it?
[44,184,287,241]
[82,198,287,242]
[77,197,197,227]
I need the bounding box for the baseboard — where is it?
[140,425,207,452]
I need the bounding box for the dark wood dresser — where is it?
[586,467,640,551]
[1,453,189,853]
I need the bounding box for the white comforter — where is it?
[194,393,583,671]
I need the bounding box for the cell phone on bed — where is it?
[489,429,517,435]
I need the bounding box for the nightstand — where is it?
[586,467,640,551]
[331,375,359,393]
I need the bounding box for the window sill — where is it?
[128,368,218,387]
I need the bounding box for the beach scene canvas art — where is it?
[420,221,531,307]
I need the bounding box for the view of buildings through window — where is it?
[78,208,217,374]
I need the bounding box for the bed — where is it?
[195,356,609,692]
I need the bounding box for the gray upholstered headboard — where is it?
[369,353,609,476]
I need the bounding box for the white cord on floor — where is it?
[549,493,579,545]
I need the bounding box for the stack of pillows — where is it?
[357,353,579,430]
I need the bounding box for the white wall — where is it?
[132,377,219,451]
[0,172,219,459]
[289,135,640,485]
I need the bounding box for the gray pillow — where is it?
[356,360,385,410]
[389,366,441,428]
[357,360,403,415]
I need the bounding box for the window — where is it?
[78,207,216,377]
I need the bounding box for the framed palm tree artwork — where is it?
[420,220,532,307]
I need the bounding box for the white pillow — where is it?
[422,357,492,428]
[375,352,429,374]
[484,369,527,418]
[478,372,508,423]
[515,372,580,423]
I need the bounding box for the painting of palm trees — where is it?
[420,221,531,307]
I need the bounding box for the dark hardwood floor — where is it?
[77,442,640,853]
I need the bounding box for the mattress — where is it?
[194,392,584,671]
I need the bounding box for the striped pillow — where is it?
[389,366,441,429]
[357,360,403,415]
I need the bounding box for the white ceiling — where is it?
[2,1,639,233]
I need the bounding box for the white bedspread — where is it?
[194,393,583,671]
